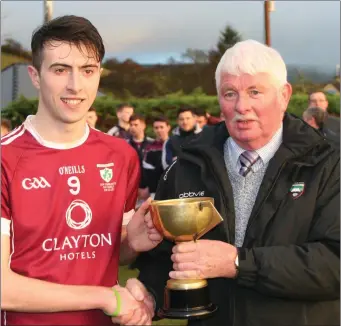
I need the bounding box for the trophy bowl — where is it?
[149,197,223,320]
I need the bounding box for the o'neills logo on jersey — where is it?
[179,191,205,198]
[42,233,112,261]
[59,165,85,175]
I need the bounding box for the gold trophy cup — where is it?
[149,197,223,320]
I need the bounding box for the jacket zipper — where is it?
[183,152,235,325]
[209,170,236,326]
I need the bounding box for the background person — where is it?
[107,103,134,140]
[86,106,98,128]
[308,91,340,134]
[162,107,202,169]
[303,106,339,146]
[1,119,12,137]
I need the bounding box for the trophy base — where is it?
[158,279,218,320]
[158,303,217,320]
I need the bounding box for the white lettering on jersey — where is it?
[37,165,116,262]
[60,251,96,261]
[58,165,85,175]
[65,199,92,230]
[67,176,81,195]
[179,191,205,198]
[22,177,51,190]
[42,233,112,261]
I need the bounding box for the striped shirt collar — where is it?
[225,124,283,173]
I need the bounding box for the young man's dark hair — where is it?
[153,116,170,125]
[88,106,96,112]
[129,114,146,124]
[176,107,196,118]
[194,107,207,117]
[116,103,133,113]
[31,15,105,71]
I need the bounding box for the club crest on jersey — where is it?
[97,163,116,192]
[290,182,305,199]
[97,163,114,182]
[100,167,113,182]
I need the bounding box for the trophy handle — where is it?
[195,200,224,240]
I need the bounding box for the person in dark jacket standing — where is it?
[303,106,339,147]
[162,107,201,169]
[308,91,340,135]
[141,116,171,199]
[127,114,154,206]
[107,103,134,140]
[129,39,340,326]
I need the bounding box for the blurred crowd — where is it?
[1,91,337,207]
[85,104,223,204]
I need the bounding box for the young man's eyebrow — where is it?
[49,63,99,69]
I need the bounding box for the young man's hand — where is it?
[126,198,163,253]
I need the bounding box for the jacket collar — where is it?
[172,124,202,136]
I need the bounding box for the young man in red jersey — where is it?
[1,15,161,326]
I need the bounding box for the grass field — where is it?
[119,266,187,325]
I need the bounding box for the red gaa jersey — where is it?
[1,116,140,325]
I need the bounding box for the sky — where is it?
[1,1,340,71]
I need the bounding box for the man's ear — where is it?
[279,82,292,113]
[27,65,41,90]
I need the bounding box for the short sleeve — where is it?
[122,150,141,225]
[1,161,11,236]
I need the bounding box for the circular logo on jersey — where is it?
[66,199,92,230]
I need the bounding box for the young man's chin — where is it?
[57,113,88,125]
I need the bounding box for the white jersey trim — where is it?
[3,217,15,325]
[1,124,24,141]
[1,125,26,145]
[122,209,135,226]
[24,115,90,149]
[1,217,11,236]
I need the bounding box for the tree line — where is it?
[1,25,333,98]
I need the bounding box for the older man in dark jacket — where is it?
[128,40,340,326]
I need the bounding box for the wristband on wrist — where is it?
[105,287,121,317]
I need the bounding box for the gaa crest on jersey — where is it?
[97,163,116,191]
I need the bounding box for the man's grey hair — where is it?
[215,39,288,92]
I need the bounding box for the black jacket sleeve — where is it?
[237,157,340,301]
[135,162,178,316]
